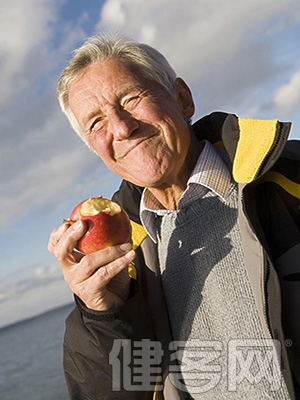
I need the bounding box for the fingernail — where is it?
[125,249,135,260]
[119,243,131,252]
[73,220,83,231]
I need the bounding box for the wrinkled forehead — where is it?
[69,57,167,107]
[79,57,149,83]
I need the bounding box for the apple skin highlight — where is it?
[66,196,132,254]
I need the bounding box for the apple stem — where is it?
[63,219,77,225]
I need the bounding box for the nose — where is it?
[108,109,139,140]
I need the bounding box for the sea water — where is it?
[0,303,74,400]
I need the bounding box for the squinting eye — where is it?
[90,118,104,132]
[124,96,141,108]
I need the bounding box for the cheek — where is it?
[89,140,120,175]
[88,134,111,159]
[163,116,190,150]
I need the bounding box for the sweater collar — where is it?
[140,140,232,242]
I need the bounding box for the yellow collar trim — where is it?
[128,220,148,280]
[233,118,278,183]
[130,220,148,250]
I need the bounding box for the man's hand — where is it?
[47,220,135,311]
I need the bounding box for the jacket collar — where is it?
[192,112,291,183]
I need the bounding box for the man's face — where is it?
[68,58,195,189]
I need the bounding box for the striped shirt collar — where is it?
[140,140,232,242]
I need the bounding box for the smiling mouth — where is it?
[116,134,157,159]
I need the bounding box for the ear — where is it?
[174,78,195,119]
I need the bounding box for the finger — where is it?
[75,249,135,304]
[47,223,70,253]
[74,243,134,281]
[54,220,88,266]
[93,248,135,285]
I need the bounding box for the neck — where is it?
[147,136,203,210]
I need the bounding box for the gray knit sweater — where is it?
[156,183,290,399]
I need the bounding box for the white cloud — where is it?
[0,264,62,295]
[0,140,95,227]
[0,263,73,328]
[274,70,300,115]
[0,0,61,105]
[97,0,300,117]
[98,0,298,65]
[101,0,126,25]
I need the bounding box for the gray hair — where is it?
[57,33,178,140]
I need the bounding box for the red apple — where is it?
[64,196,131,254]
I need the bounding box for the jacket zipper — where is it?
[240,192,273,339]
[262,253,272,338]
[254,122,289,180]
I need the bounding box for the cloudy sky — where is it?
[0,0,299,328]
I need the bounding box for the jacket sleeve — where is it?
[63,280,156,400]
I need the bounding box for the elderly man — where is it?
[48,33,300,400]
